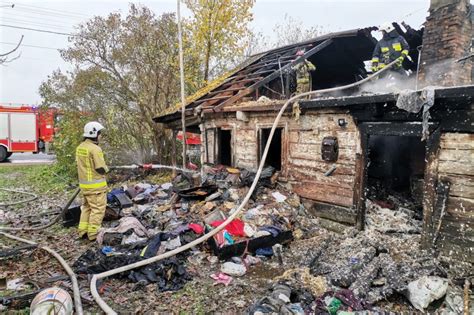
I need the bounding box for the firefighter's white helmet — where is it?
[83,121,104,138]
[379,22,394,33]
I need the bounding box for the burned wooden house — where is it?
[156,0,473,262]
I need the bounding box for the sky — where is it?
[0,0,432,105]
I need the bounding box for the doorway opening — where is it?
[367,135,426,215]
[259,127,282,171]
[217,129,232,166]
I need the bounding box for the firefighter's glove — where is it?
[371,64,378,73]
[395,56,404,68]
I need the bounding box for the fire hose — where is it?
[0,188,81,231]
[0,188,38,207]
[0,231,84,315]
[90,60,399,314]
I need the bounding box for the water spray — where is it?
[110,164,198,174]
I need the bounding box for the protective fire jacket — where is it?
[372,30,409,69]
[76,139,108,194]
[294,60,316,84]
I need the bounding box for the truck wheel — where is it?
[6,152,12,158]
[0,146,7,162]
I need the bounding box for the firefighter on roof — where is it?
[76,121,109,241]
[293,49,316,94]
[371,22,410,75]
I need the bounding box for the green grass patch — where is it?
[0,165,74,195]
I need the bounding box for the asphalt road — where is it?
[1,152,56,165]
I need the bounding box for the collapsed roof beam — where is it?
[210,39,333,112]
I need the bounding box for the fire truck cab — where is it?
[0,104,56,162]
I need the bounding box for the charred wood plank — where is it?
[432,180,451,247]
[221,77,263,88]
[422,127,442,247]
[306,201,357,225]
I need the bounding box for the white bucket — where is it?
[30,287,73,315]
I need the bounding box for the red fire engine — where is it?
[0,104,57,162]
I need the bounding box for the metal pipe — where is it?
[89,59,400,314]
[0,232,83,315]
[177,0,187,169]
[415,45,423,90]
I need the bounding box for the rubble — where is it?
[2,166,471,313]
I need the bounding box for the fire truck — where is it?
[0,104,57,162]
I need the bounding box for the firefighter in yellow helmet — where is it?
[76,121,109,241]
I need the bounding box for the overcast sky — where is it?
[0,0,432,105]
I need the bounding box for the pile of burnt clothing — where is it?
[74,233,195,292]
[248,283,314,314]
[309,230,445,304]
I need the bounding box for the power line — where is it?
[0,1,90,19]
[0,41,61,51]
[15,3,90,18]
[2,17,75,31]
[0,24,76,36]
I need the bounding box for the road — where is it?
[1,152,56,166]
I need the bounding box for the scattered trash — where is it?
[407,276,448,311]
[221,261,247,276]
[272,191,287,203]
[7,278,26,290]
[210,272,233,286]
[30,287,73,315]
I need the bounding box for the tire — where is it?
[6,152,12,158]
[0,146,7,162]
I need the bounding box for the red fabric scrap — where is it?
[210,219,246,237]
[189,223,204,234]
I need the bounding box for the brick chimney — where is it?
[418,0,472,87]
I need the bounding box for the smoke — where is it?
[358,72,418,95]
[352,58,466,96]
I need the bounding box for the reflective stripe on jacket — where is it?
[76,139,108,193]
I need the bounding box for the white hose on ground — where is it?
[90,60,399,314]
[0,231,83,315]
[0,188,80,231]
[0,188,38,206]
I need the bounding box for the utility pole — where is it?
[177,0,187,169]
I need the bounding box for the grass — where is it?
[0,165,73,195]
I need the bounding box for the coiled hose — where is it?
[0,232,83,315]
[0,188,80,231]
[0,188,38,207]
[90,60,399,314]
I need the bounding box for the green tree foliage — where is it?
[40,5,201,171]
[185,0,255,83]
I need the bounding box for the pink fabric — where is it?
[189,223,204,234]
[210,272,233,286]
[210,219,246,237]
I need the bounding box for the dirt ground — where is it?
[0,166,470,314]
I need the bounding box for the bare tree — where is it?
[0,35,23,65]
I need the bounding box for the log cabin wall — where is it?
[201,108,361,209]
[435,132,474,262]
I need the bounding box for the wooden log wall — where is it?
[435,133,474,263]
[201,109,360,208]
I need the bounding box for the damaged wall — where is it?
[435,133,474,262]
[201,109,360,208]
[418,0,472,86]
